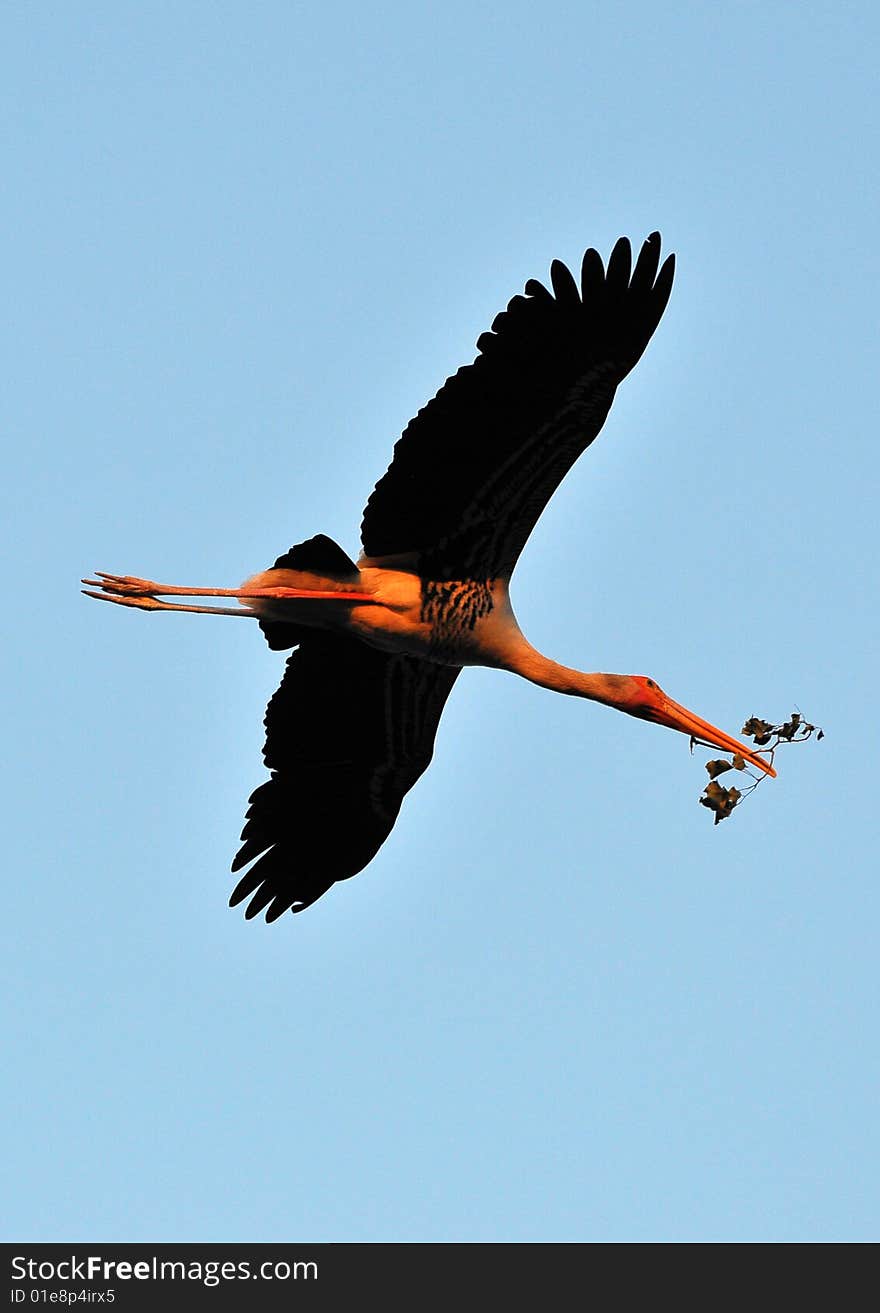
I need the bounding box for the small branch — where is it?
[698,711,823,823]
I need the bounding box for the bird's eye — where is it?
[646,679,657,689]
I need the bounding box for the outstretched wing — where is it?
[230,635,460,920]
[361,233,674,580]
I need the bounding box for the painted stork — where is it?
[84,233,773,920]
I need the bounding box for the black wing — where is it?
[361,233,674,579]
[230,635,460,920]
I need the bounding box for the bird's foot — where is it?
[81,583,169,612]
[82,572,162,597]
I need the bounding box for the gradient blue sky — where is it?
[4,2,878,1241]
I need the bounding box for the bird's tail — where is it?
[257,533,361,650]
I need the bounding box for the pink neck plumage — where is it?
[502,635,775,777]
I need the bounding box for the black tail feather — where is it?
[258,533,360,650]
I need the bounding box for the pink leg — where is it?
[84,571,374,601]
[81,571,375,615]
[81,589,254,617]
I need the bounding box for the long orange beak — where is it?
[650,693,777,778]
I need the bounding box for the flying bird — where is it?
[84,233,774,921]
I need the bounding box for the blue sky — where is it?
[3,1,878,1241]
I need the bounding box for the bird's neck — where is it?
[501,635,627,708]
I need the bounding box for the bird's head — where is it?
[608,674,776,777]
